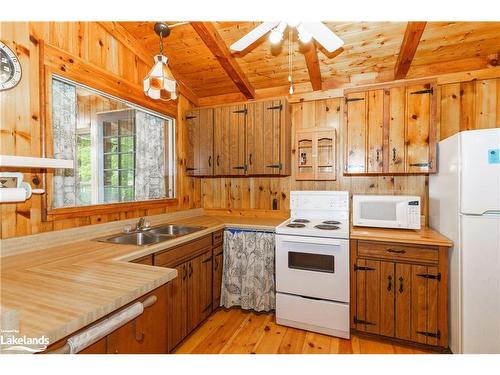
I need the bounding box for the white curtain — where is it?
[134,111,166,201]
[220,229,276,312]
[52,79,76,208]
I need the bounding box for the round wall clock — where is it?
[0,41,22,91]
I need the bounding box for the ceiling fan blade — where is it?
[300,22,344,53]
[230,22,280,51]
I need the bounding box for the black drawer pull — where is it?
[233,165,247,171]
[387,275,393,292]
[354,264,376,271]
[399,276,404,293]
[416,330,441,339]
[416,273,441,281]
[409,161,432,168]
[387,248,406,254]
[202,256,213,264]
[353,317,375,325]
[186,167,197,171]
[266,164,282,169]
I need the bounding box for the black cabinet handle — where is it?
[182,264,187,281]
[266,164,282,169]
[376,149,380,162]
[249,153,252,165]
[399,276,404,293]
[387,248,406,254]
[387,275,392,292]
[392,148,397,162]
[216,155,220,167]
[188,263,193,278]
[208,156,212,167]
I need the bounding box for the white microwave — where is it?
[352,195,421,230]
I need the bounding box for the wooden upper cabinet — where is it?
[185,108,214,176]
[214,106,231,175]
[295,129,336,181]
[406,83,436,173]
[388,86,406,173]
[367,90,385,174]
[228,104,247,175]
[246,99,291,176]
[345,92,367,174]
[344,81,436,175]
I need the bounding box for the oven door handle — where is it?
[280,237,343,246]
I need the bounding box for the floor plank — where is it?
[174,308,433,354]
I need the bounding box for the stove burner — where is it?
[323,220,341,225]
[292,219,310,223]
[287,223,306,228]
[314,224,340,230]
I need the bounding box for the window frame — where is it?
[43,71,178,222]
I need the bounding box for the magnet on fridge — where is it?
[488,149,500,164]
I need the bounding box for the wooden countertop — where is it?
[350,226,453,247]
[0,211,286,349]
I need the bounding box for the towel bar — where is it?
[47,294,157,354]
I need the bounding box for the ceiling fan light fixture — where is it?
[297,24,312,43]
[269,29,283,44]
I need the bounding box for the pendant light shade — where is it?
[143,23,177,101]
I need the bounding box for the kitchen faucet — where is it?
[136,217,146,231]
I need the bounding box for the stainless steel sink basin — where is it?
[148,224,204,236]
[95,224,205,246]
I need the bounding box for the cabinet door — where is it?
[354,259,381,334]
[187,250,213,333]
[200,251,213,320]
[406,84,435,173]
[229,104,247,175]
[107,286,168,354]
[411,265,440,346]
[212,246,224,310]
[345,92,367,173]
[355,259,395,336]
[295,130,315,180]
[367,90,385,174]
[185,108,214,176]
[246,101,265,175]
[214,106,231,175]
[167,263,188,351]
[315,130,336,180]
[185,110,198,176]
[388,86,406,173]
[263,100,284,175]
[395,263,412,340]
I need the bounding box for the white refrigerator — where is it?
[429,128,500,354]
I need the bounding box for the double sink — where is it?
[96,224,205,246]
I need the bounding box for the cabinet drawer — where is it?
[357,241,438,264]
[154,235,212,268]
[213,230,223,247]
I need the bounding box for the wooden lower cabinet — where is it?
[107,286,168,354]
[212,245,223,310]
[351,239,448,350]
[43,285,168,354]
[167,263,188,351]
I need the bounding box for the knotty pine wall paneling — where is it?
[0,22,197,239]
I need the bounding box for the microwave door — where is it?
[357,200,402,228]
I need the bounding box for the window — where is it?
[51,76,175,209]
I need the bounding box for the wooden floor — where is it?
[175,308,431,354]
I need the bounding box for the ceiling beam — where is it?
[98,22,199,106]
[394,22,427,80]
[302,42,323,91]
[190,22,255,99]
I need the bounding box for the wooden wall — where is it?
[199,77,500,217]
[0,22,194,239]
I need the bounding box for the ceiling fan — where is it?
[230,22,344,52]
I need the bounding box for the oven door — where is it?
[275,234,349,303]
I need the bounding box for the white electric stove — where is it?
[275,190,350,339]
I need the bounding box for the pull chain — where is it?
[288,28,294,95]
[159,31,164,55]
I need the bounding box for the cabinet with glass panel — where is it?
[295,128,336,181]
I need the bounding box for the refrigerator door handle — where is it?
[482,210,500,216]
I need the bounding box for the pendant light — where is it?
[143,22,177,101]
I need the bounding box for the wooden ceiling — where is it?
[118,21,500,101]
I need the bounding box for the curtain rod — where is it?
[225,227,276,234]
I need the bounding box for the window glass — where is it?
[51,77,175,208]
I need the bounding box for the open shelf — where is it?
[0,155,74,169]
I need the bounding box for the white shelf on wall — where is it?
[0,155,74,169]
